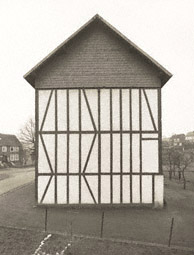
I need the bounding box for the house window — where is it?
[10,147,14,152]
[10,154,15,161]
[2,146,7,152]
[15,154,19,161]
[15,147,19,152]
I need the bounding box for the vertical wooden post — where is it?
[70,221,73,239]
[45,208,48,232]
[100,211,105,238]
[168,217,174,247]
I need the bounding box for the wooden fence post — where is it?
[100,211,105,238]
[44,208,48,232]
[168,217,174,247]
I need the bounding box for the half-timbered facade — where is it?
[24,15,172,207]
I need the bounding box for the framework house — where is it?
[24,15,172,207]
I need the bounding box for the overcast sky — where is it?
[0,0,194,137]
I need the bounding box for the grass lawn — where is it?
[0,226,194,255]
[0,172,193,253]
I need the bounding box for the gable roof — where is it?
[0,134,21,147]
[24,14,172,87]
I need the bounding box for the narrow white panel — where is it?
[38,176,55,204]
[142,175,152,203]
[122,89,130,130]
[69,134,79,173]
[82,135,98,173]
[81,90,94,130]
[101,175,110,203]
[123,134,130,173]
[113,176,120,203]
[112,89,120,130]
[81,176,98,203]
[57,90,67,131]
[113,134,120,172]
[154,175,164,207]
[145,89,158,130]
[38,90,51,129]
[142,140,158,173]
[57,134,67,173]
[69,176,79,204]
[100,89,110,130]
[57,176,67,204]
[142,91,155,131]
[123,175,130,203]
[69,90,79,131]
[43,90,55,131]
[142,133,158,139]
[101,134,110,173]
[132,134,140,173]
[41,135,55,172]
[132,175,140,203]
[38,135,51,173]
[84,89,98,128]
[131,89,139,130]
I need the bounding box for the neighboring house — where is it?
[24,14,172,207]
[0,133,23,165]
[185,131,194,143]
[170,134,185,147]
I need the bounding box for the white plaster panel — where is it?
[69,134,79,173]
[132,134,140,173]
[142,91,155,131]
[57,176,67,204]
[123,175,131,203]
[145,89,158,130]
[113,134,120,172]
[69,90,79,131]
[42,90,55,131]
[112,89,120,130]
[84,89,98,128]
[38,176,54,204]
[57,134,67,173]
[142,140,158,173]
[101,175,110,203]
[123,134,130,173]
[142,175,152,203]
[38,135,52,173]
[82,135,98,173]
[113,175,120,203]
[122,89,130,130]
[69,176,79,204]
[38,90,51,130]
[154,175,164,207]
[81,90,94,130]
[131,89,139,130]
[57,90,67,131]
[132,175,140,203]
[101,134,110,173]
[100,89,110,130]
[81,176,98,203]
[142,133,158,139]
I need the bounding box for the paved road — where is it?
[0,167,34,196]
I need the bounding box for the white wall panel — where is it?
[101,134,110,173]
[57,176,67,204]
[154,175,164,207]
[132,175,140,203]
[43,91,55,131]
[145,89,158,130]
[142,140,158,173]
[101,176,110,203]
[123,134,130,173]
[112,89,120,130]
[122,89,130,130]
[38,136,52,173]
[142,175,152,203]
[57,90,67,131]
[123,175,130,203]
[113,134,120,172]
[81,91,94,130]
[113,176,120,203]
[39,90,51,130]
[132,134,140,172]
[69,176,79,204]
[131,89,139,130]
[81,176,98,203]
[142,133,158,139]
[38,176,54,204]
[142,92,154,131]
[69,134,79,173]
[57,134,67,173]
[69,90,79,131]
[100,89,110,130]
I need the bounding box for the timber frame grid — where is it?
[35,86,162,207]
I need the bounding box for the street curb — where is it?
[0,181,34,198]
